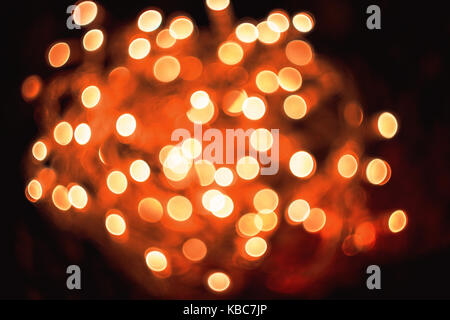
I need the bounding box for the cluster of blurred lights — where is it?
[23,0,407,296]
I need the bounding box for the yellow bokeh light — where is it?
[73,1,98,26]
[267,12,290,33]
[194,160,216,186]
[255,70,279,94]
[167,195,192,221]
[105,211,126,236]
[138,197,163,223]
[257,211,278,232]
[187,101,215,124]
[303,208,326,233]
[54,121,73,146]
[278,67,302,92]
[235,23,258,43]
[289,151,315,178]
[27,179,42,201]
[257,21,280,44]
[32,141,47,161]
[253,189,278,213]
[245,236,267,258]
[242,97,266,120]
[250,128,273,152]
[156,29,176,48]
[286,199,310,224]
[190,90,210,110]
[207,272,230,292]
[52,185,71,211]
[206,0,230,11]
[283,95,307,119]
[214,167,233,187]
[106,171,128,194]
[82,29,104,51]
[237,213,263,237]
[138,10,162,32]
[153,56,181,82]
[366,158,391,185]
[130,159,151,182]
[293,13,314,33]
[377,112,398,139]
[337,154,358,178]
[68,185,88,209]
[236,156,260,180]
[81,85,101,108]
[388,210,407,233]
[128,38,151,60]
[74,123,91,145]
[169,17,194,40]
[145,250,168,272]
[181,138,202,159]
[218,41,244,65]
[116,113,136,137]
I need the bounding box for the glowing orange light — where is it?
[53,121,73,146]
[255,70,279,94]
[105,211,127,236]
[107,171,128,194]
[267,12,290,33]
[82,29,104,51]
[250,128,273,152]
[145,250,168,272]
[257,21,280,44]
[138,198,163,223]
[337,154,358,178]
[214,167,233,187]
[81,85,101,108]
[236,156,260,180]
[237,213,263,237]
[377,112,398,139]
[156,29,176,48]
[21,75,42,100]
[74,123,91,145]
[253,189,278,213]
[286,199,310,224]
[289,151,315,178]
[195,160,216,186]
[278,67,302,92]
[182,238,207,262]
[116,113,136,137]
[257,211,278,232]
[285,40,313,66]
[52,185,71,211]
[283,95,307,119]
[27,179,42,201]
[48,42,70,68]
[206,0,230,11]
[245,236,267,258]
[130,160,151,182]
[218,41,244,65]
[207,272,230,292]
[73,1,98,26]
[68,185,88,209]
[167,195,192,221]
[153,56,181,82]
[293,13,314,33]
[129,38,151,60]
[388,210,407,233]
[303,208,326,233]
[242,97,266,120]
[190,91,210,109]
[169,17,194,40]
[138,10,162,32]
[32,141,47,161]
[366,158,391,185]
[235,23,258,43]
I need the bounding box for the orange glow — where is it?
[21,75,42,100]
[257,21,280,44]
[207,272,230,292]
[202,189,224,212]
[236,156,260,180]
[81,85,101,108]
[388,210,407,233]
[286,199,310,224]
[250,128,273,152]
[337,154,358,178]
[27,179,42,201]
[156,29,176,48]
[289,151,315,178]
[237,213,263,237]
[48,42,70,68]
[242,97,266,120]
[153,56,181,82]
[52,185,71,211]
[106,171,128,194]
[255,70,279,94]
[53,121,73,146]
[258,211,278,232]
[190,91,210,109]
[116,113,136,137]
[293,13,314,33]
[138,197,163,223]
[366,158,391,185]
[206,0,230,11]
[354,221,376,249]
[82,29,104,51]
[214,167,233,187]
[377,112,398,139]
[73,1,98,26]
[253,189,278,213]
[195,160,216,186]
[223,90,247,116]
[285,40,313,66]
[105,211,127,236]
[130,160,151,182]
[145,250,168,272]
[169,17,194,40]
[138,10,162,32]
[68,185,88,209]
[245,236,268,258]
[303,208,326,233]
[128,38,151,60]
[278,67,302,92]
[181,138,204,158]
[283,95,307,119]
[267,12,290,33]
[32,141,47,161]
[182,238,207,262]
[187,101,215,124]
[167,195,192,221]
[218,41,244,65]
[74,123,91,145]
[236,23,258,43]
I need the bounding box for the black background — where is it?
[3,0,450,299]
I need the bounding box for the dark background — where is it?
[3,0,450,299]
